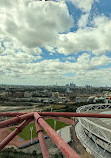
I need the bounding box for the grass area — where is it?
[10,119,68,140]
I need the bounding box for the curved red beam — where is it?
[0,112,111,118]
[0,111,111,157]
[0,118,32,151]
[34,112,80,158]
[34,119,50,158]
[39,112,111,118]
[0,112,27,117]
[0,112,34,128]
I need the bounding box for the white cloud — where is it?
[78,13,89,28]
[0,46,111,85]
[70,0,95,12]
[75,68,111,86]
[55,16,111,55]
[0,38,43,74]
[45,46,56,53]
[91,55,111,66]
[69,0,97,30]
[0,0,111,86]
[0,0,73,48]
[67,56,76,61]
[1,55,111,86]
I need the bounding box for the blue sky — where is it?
[0,0,111,86]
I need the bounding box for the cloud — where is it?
[78,13,89,28]
[67,56,76,61]
[0,0,111,86]
[91,55,111,66]
[0,38,43,77]
[0,37,42,55]
[1,54,111,86]
[0,44,111,85]
[0,0,73,48]
[68,0,98,29]
[45,46,56,53]
[70,0,95,12]
[55,16,111,55]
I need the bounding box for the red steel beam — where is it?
[0,112,26,117]
[34,119,50,158]
[34,112,80,158]
[0,118,32,151]
[1,112,111,118]
[0,112,34,128]
[39,112,111,118]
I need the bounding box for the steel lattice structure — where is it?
[76,104,111,144]
[76,104,111,158]
[0,111,111,158]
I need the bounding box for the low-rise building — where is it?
[13,92,24,98]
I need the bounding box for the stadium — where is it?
[76,103,111,158]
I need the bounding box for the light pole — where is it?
[51,108,53,112]
[54,120,56,131]
[30,126,33,144]
[57,129,61,137]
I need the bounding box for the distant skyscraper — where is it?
[70,82,76,88]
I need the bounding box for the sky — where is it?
[0,0,111,86]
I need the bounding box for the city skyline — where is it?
[0,0,111,86]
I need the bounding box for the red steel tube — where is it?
[34,112,80,158]
[0,118,32,151]
[39,112,111,118]
[0,112,34,128]
[1,112,111,118]
[0,112,26,117]
[34,119,50,158]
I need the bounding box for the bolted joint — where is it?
[15,126,22,133]
[16,115,21,123]
[36,116,44,125]
[36,129,43,134]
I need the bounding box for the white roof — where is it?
[57,126,71,143]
